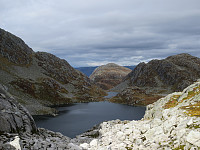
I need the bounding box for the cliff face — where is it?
[89,63,132,90]
[0,28,106,115]
[111,53,200,105]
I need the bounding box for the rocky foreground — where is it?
[1,81,200,149]
[71,80,200,149]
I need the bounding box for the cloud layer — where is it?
[1,0,200,67]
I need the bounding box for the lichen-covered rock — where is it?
[90,63,131,90]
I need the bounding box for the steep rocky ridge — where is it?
[0,28,106,115]
[111,53,200,105]
[90,63,132,90]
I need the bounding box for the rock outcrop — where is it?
[0,28,106,115]
[70,81,200,149]
[111,53,200,105]
[90,63,132,90]
[0,84,37,134]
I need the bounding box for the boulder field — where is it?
[1,81,200,149]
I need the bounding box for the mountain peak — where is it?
[112,53,200,105]
[90,63,131,90]
[0,28,34,65]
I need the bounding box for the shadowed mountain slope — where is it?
[0,28,106,115]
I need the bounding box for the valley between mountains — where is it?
[0,28,200,149]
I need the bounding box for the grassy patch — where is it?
[182,85,200,101]
[178,85,200,117]
[181,102,200,117]
[164,85,200,110]
[163,95,180,109]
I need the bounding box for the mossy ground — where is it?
[163,95,180,109]
[163,85,200,117]
[181,102,200,117]
[172,145,185,150]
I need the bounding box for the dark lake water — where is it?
[34,101,146,138]
[104,92,118,98]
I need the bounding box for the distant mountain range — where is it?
[76,65,136,77]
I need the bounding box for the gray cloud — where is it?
[1,0,200,67]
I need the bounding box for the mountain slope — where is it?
[0,28,106,115]
[89,63,132,90]
[76,66,98,77]
[111,53,200,105]
[76,66,135,77]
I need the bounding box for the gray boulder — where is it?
[0,84,37,134]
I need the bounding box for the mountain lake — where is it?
[33,92,146,138]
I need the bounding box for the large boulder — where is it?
[0,84,37,134]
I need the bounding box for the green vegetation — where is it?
[179,85,200,117]
[172,145,185,150]
[187,123,200,129]
[163,95,180,109]
[164,85,200,115]
[184,85,200,101]
[181,102,200,117]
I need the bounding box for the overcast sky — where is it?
[1,0,200,67]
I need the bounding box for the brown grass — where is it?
[181,102,200,117]
[163,95,180,109]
